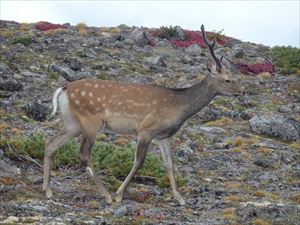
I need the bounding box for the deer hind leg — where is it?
[115,133,151,203]
[158,138,185,205]
[43,128,80,198]
[79,136,112,204]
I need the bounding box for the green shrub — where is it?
[0,134,45,160]
[272,46,300,75]
[92,142,166,178]
[0,134,78,167]
[0,134,186,188]
[12,36,32,46]
[156,26,184,41]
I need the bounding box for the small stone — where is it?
[176,144,194,162]
[24,100,49,122]
[278,105,293,113]
[233,47,245,58]
[1,216,19,224]
[29,204,49,213]
[0,77,22,91]
[114,205,129,217]
[185,44,202,56]
[64,58,82,71]
[253,160,271,168]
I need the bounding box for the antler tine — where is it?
[201,25,222,73]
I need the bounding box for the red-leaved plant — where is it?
[171,30,229,48]
[35,22,67,31]
[237,61,276,76]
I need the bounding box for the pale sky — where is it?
[1,1,299,47]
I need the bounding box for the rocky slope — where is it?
[0,20,299,225]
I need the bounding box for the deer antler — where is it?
[201,25,222,73]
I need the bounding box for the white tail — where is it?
[51,87,63,116]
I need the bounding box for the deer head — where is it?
[201,25,243,96]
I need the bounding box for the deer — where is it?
[43,25,243,206]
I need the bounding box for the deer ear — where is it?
[206,59,217,73]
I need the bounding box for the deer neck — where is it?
[181,75,217,118]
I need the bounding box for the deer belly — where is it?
[104,116,139,135]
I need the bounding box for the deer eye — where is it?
[225,79,230,83]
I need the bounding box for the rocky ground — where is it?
[0,20,299,225]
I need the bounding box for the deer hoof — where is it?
[174,191,185,206]
[105,195,113,204]
[177,197,185,206]
[45,188,53,198]
[115,193,123,204]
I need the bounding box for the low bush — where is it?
[35,21,66,31]
[12,36,32,46]
[236,61,276,76]
[171,30,229,48]
[0,134,186,187]
[156,26,184,40]
[272,46,300,75]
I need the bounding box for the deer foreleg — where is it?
[79,137,112,204]
[115,134,151,203]
[158,138,185,205]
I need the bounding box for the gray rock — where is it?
[0,62,14,76]
[0,77,23,91]
[278,105,293,113]
[0,62,22,92]
[233,47,245,58]
[0,159,21,177]
[114,205,129,217]
[181,55,194,65]
[145,56,166,68]
[29,204,49,213]
[249,115,300,141]
[258,172,278,181]
[48,63,94,81]
[24,100,49,122]
[48,63,75,81]
[201,107,223,122]
[176,144,194,162]
[253,160,272,168]
[185,44,202,56]
[173,25,186,41]
[194,126,226,135]
[64,58,82,71]
[129,28,151,47]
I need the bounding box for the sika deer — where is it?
[43,25,243,205]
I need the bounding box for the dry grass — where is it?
[204,117,233,127]
[76,22,87,36]
[230,147,243,153]
[19,23,31,31]
[111,28,121,33]
[224,194,247,202]
[0,123,10,132]
[235,137,243,147]
[222,207,237,221]
[44,28,68,36]
[114,137,130,146]
[255,190,280,201]
[291,193,300,204]
[252,218,271,225]
[257,146,272,155]
[224,181,242,190]
[0,29,15,38]
[255,190,266,197]
[289,142,300,150]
